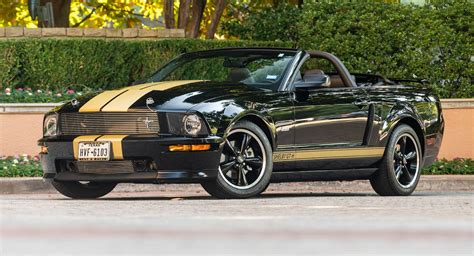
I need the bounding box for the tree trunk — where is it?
[188,0,206,38]
[164,0,175,29]
[39,0,71,27]
[205,0,227,39]
[178,0,191,29]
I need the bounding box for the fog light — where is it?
[41,146,48,154]
[169,145,192,151]
[169,144,211,152]
[191,144,211,151]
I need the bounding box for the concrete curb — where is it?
[1,175,472,195]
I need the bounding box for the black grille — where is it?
[59,112,159,135]
[75,161,135,174]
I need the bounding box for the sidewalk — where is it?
[1,175,472,195]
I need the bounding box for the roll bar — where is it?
[306,51,357,88]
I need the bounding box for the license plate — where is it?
[78,141,111,161]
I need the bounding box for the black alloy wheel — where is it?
[393,134,420,188]
[219,128,266,189]
[370,124,422,196]
[201,121,273,199]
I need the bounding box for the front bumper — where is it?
[38,135,223,183]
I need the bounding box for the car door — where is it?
[291,56,372,170]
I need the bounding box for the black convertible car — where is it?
[39,48,444,199]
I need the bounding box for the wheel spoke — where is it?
[402,166,413,181]
[394,151,402,160]
[395,165,403,179]
[245,157,263,169]
[399,136,407,153]
[240,133,251,154]
[225,139,238,156]
[220,160,236,172]
[240,166,248,186]
[405,151,417,160]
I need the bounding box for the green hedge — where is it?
[0,39,288,92]
[223,1,473,98]
[1,1,472,98]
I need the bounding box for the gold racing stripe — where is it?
[273,147,385,162]
[100,80,202,112]
[96,135,128,160]
[78,83,154,112]
[73,135,101,159]
[79,90,125,112]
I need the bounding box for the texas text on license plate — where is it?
[78,141,111,161]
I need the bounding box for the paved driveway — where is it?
[0,188,472,255]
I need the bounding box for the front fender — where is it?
[216,101,276,146]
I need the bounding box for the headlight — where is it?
[43,115,58,137]
[165,112,208,136]
[183,114,202,136]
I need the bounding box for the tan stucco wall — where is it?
[0,113,43,156]
[0,106,473,159]
[437,108,474,159]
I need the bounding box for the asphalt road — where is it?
[0,187,472,256]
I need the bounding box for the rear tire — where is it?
[201,121,273,199]
[52,180,116,199]
[370,124,422,196]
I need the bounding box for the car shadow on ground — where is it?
[88,191,379,201]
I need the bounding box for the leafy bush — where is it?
[0,39,289,93]
[222,1,473,98]
[422,158,474,175]
[0,87,90,103]
[0,155,42,177]
[221,3,301,42]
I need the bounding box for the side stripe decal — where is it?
[273,147,385,162]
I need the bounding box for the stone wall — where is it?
[0,27,185,39]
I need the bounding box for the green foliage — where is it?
[0,38,289,94]
[0,87,88,103]
[222,3,301,42]
[0,155,42,177]
[299,1,473,98]
[222,1,474,98]
[422,158,474,175]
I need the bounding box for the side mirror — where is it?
[294,74,330,90]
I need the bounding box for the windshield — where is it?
[147,50,297,91]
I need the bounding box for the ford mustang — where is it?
[39,48,444,199]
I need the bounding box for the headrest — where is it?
[227,68,251,82]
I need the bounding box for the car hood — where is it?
[62,80,263,113]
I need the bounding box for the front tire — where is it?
[201,121,273,199]
[52,180,116,199]
[370,124,422,196]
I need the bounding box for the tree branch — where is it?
[72,5,101,28]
